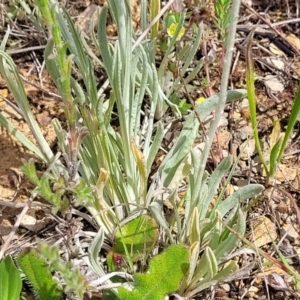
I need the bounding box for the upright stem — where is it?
[198,0,241,182]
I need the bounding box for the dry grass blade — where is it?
[0,194,34,261]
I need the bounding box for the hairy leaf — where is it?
[17,248,62,300]
[118,244,189,299]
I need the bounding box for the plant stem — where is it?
[198,0,241,182]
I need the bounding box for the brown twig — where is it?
[0,194,34,260]
[6,45,46,55]
[236,44,296,79]
[242,2,300,55]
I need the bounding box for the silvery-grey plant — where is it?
[0,0,264,298]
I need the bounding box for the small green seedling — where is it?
[246,30,300,185]
[214,0,232,40]
[178,99,192,113]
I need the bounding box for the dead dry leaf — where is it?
[269,43,285,56]
[75,4,99,34]
[250,216,277,248]
[275,164,298,182]
[258,264,289,276]
[285,33,300,51]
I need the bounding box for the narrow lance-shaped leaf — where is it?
[245,29,268,175]
[0,51,53,162]
[277,81,300,163]
[217,184,264,217]
[87,227,106,277]
[158,112,198,187]
[179,241,200,292]
[269,138,282,178]
[199,156,232,219]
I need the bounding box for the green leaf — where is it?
[215,209,246,259]
[0,256,22,300]
[199,156,232,219]
[277,82,300,162]
[246,30,269,176]
[149,201,174,243]
[195,89,247,120]
[38,243,89,298]
[88,227,105,277]
[217,184,264,217]
[187,246,218,291]
[205,247,218,279]
[44,39,62,91]
[189,208,200,245]
[187,260,238,298]
[97,5,113,80]
[146,122,164,176]
[113,215,158,263]
[0,113,45,161]
[179,241,200,291]
[207,218,222,251]
[21,160,40,186]
[179,99,192,111]
[158,112,198,187]
[269,137,282,178]
[118,244,189,300]
[0,50,53,163]
[17,248,62,300]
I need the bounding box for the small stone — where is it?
[218,114,228,127]
[241,98,249,108]
[19,209,37,231]
[266,58,285,70]
[238,126,253,141]
[239,139,257,160]
[220,283,230,292]
[264,75,284,93]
